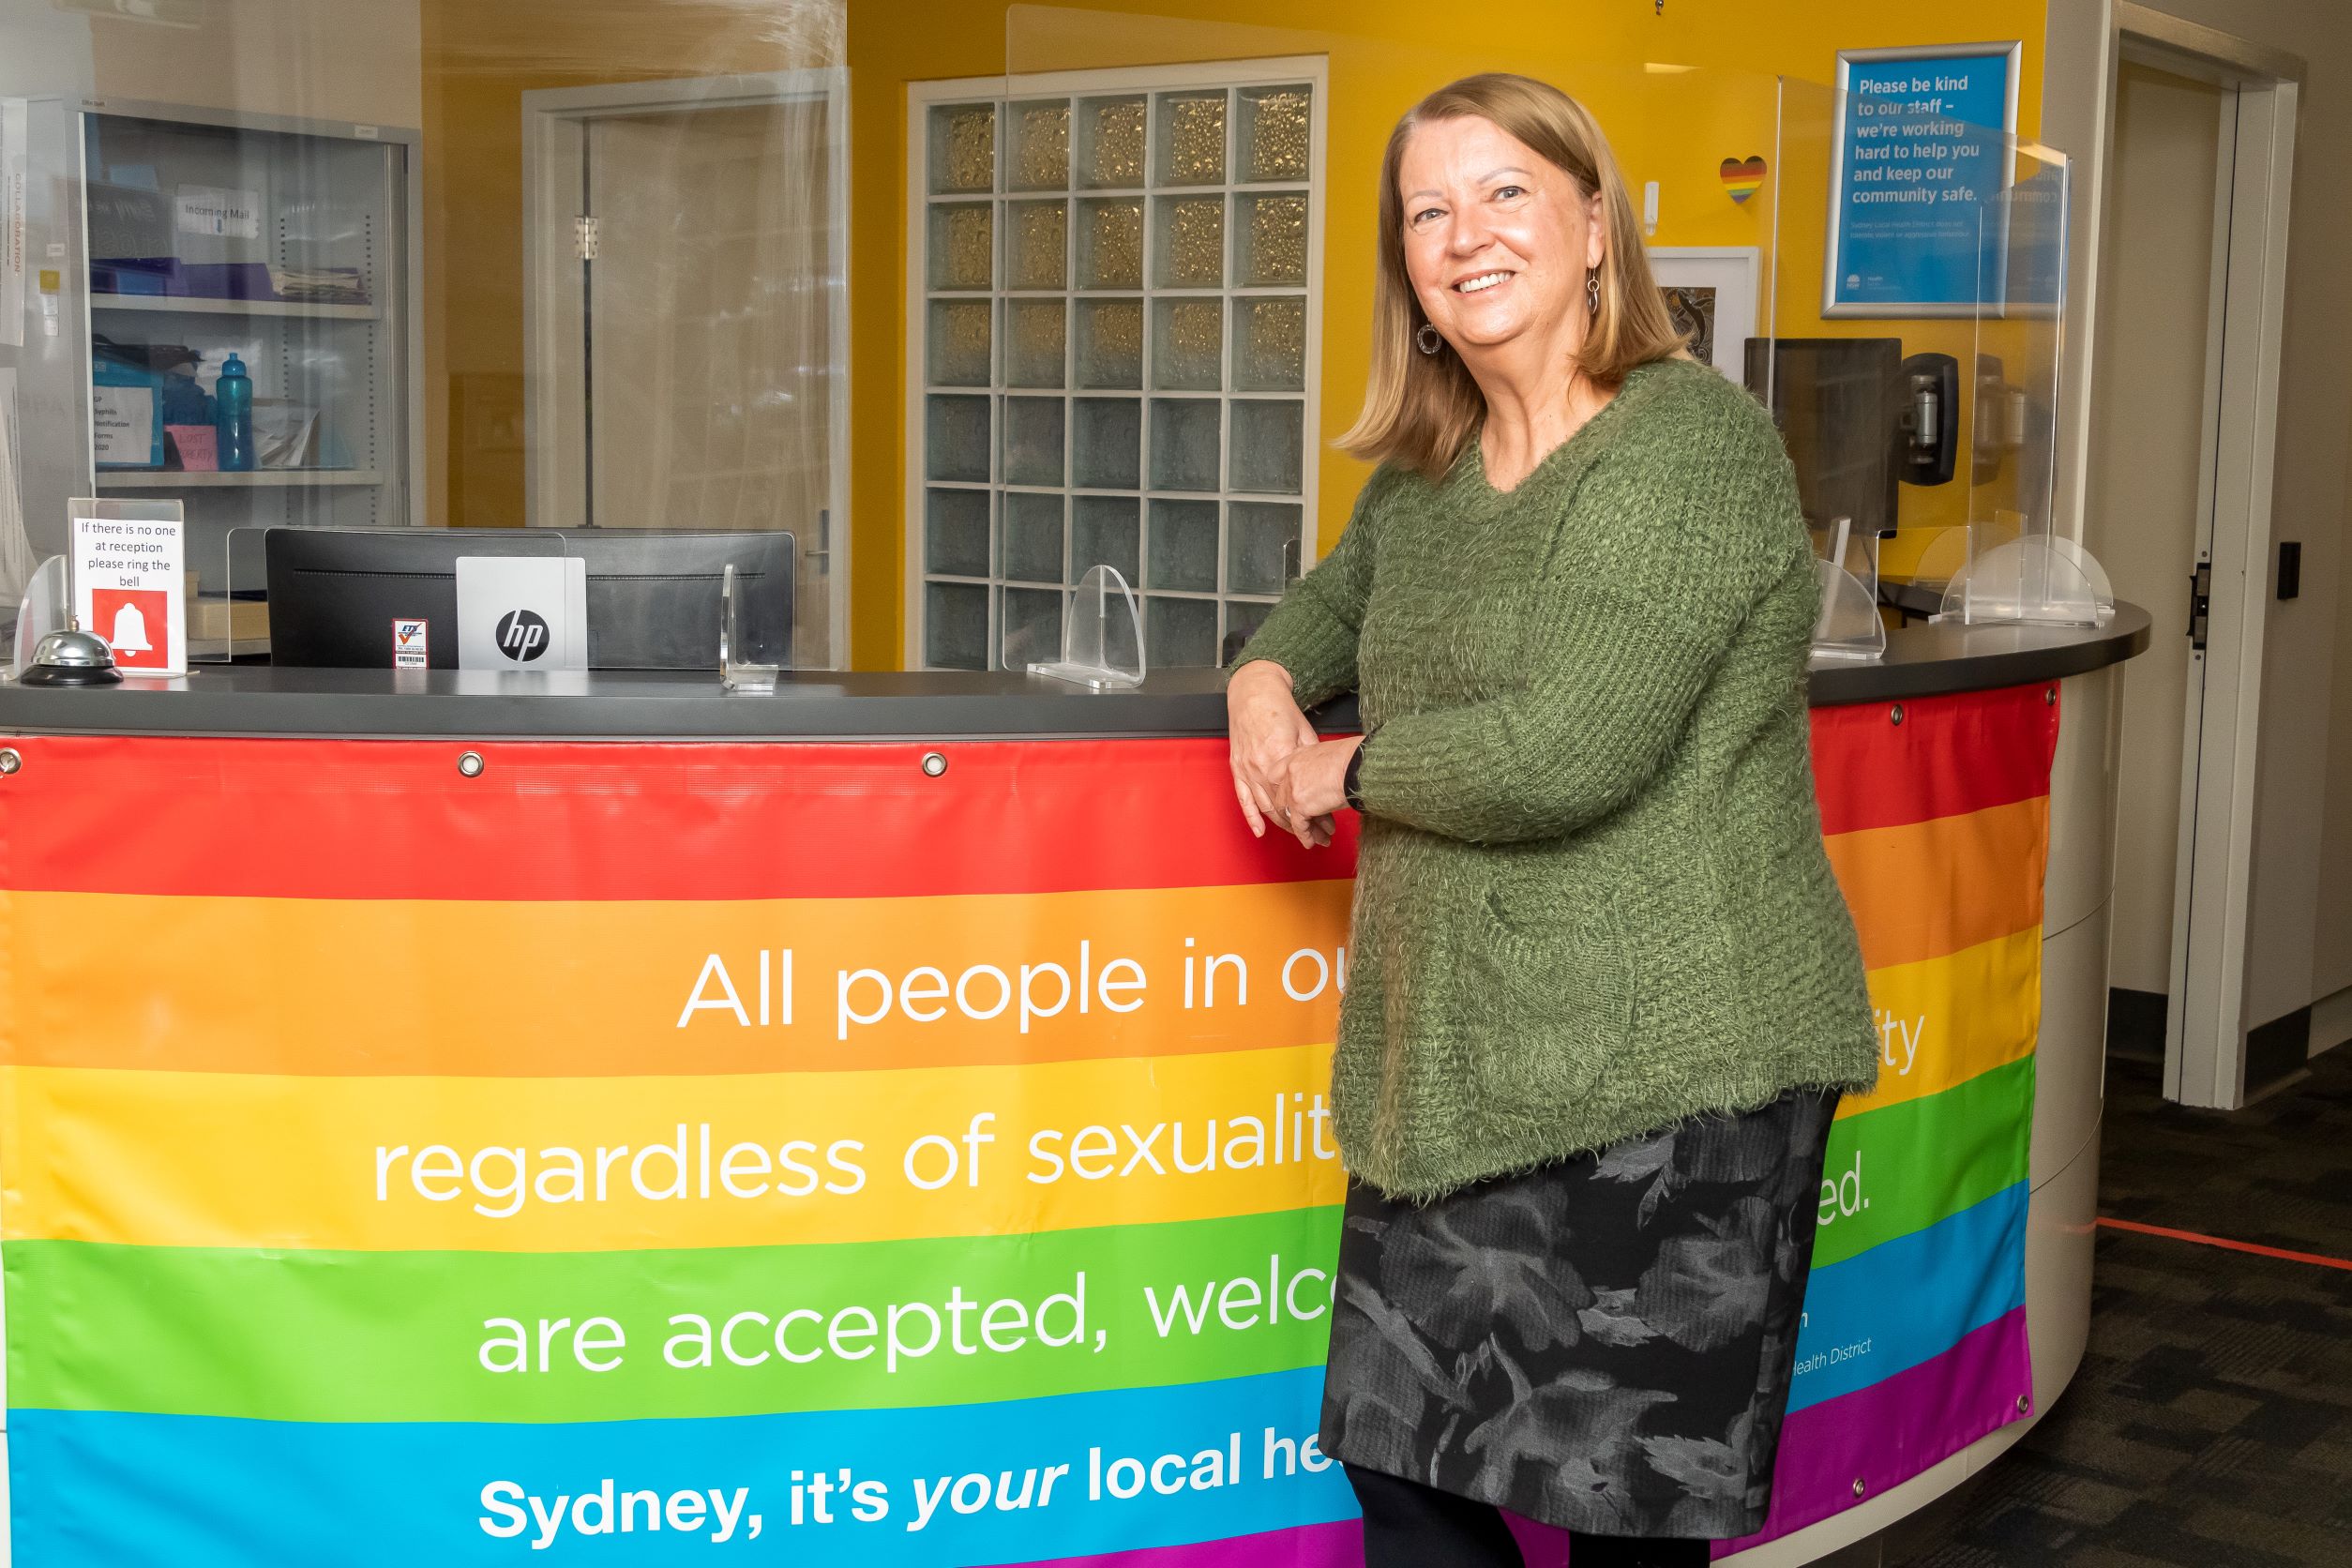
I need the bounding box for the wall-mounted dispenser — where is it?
[1898,353,1957,488]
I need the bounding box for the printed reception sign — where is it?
[1826,43,2021,316]
[0,687,2058,1563]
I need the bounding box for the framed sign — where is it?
[1649,247,1759,379]
[1824,42,2020,318]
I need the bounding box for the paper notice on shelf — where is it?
[71,512,185,675]
[2,98,27,347]
[175,184,261,240]
[92,384,157,467]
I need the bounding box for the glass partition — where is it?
[0,0,2079,674]
[0,0,849,670]
[988,10,2077,667]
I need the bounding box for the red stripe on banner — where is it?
[0,736,1358,901]
[1810,683,2062,837]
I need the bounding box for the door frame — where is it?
[520,68,851,670]
[2102,7,2301,1107]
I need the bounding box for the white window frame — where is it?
[904,56,1328,672]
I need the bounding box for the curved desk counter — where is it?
[0,607,2147,1567]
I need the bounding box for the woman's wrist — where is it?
[1343,737,1367,810]
[1229,657,1293,693]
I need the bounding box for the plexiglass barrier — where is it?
[1028,562,1145,689]
[988,11,2084,671]
[1768,76,2089,633]
[8,554,68,680]
[0,2,847,670]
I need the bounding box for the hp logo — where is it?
[494,609,552,662]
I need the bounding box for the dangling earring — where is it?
[1586,270,1601,315]
[1415,323,1442,355]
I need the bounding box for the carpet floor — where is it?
[1903,1048,2352,1567]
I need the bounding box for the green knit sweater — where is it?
[1234,355,1879,1200]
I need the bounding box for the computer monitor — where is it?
[264,528,794,670]
[1742,338,1904,540]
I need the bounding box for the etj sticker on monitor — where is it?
[1824,42,2021,318]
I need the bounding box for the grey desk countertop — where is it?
[0,604,2150,741]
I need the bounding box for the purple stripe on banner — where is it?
[1718,1305,2034,1555]
[1003,1519,1364,1568]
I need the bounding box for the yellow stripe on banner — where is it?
[0,1047,1342,1252]
[1839,926,2043,1121]
[3,882,1352,1077]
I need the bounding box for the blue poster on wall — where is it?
[1825,44,2021,317]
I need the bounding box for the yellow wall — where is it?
[849,0,2050,667]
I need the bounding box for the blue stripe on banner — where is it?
[8,1369,1354,1565]
[1786,1181,2028,1414]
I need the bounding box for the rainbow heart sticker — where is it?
[1721,155,1766,203]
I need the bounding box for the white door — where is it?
[2088,38,2298,1107]
[2084,59,2228,1055]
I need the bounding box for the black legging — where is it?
[1346,1464,1712,1568]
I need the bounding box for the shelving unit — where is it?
[92,294,381,322]
[2,98,425,606]
[98,469,384,490]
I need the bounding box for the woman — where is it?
[1225,75,1880,1568]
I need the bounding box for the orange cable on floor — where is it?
[2096,1215,2352,1274]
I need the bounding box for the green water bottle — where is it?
[215,353,255,472]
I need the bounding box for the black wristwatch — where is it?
[1342,741,1367,811]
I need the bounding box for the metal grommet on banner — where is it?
[1852,1477,1867,1498]
[2017,1394,2031,1413]
[0,747,20,776]
[921,751,949,778]
[458,751,486,778]
[1889,703,1905,727]
[2045,686,2058,705]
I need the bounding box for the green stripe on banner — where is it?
[5,1208,1342,1425]
[1809,1056,2034,1270]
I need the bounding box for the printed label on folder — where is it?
[175,185,261,240]
[392,619,429,670]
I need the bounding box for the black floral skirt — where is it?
[1319,1088,1840,1540]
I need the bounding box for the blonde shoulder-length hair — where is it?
[1340,73,1685,479]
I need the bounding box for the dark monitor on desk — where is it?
[264,528,794,670]
[1743,337,1904,540]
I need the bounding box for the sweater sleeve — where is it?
[1352,398,1804,844]
[1222,469,1388,708]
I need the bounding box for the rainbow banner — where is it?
[0,684,2057,1563]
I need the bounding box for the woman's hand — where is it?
[1228,659,1326,847]
[1279,733,1364,822]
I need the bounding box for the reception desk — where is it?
[0,607,2147,1567]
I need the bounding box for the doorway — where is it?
[522,70,849,670]
[2088,9,2300,1108]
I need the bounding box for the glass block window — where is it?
[910,71,1322,671]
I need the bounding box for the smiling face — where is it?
[1396,113,1605,361]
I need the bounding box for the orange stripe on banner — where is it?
[4,882,1353,1077]
[1823,795,2050,972]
